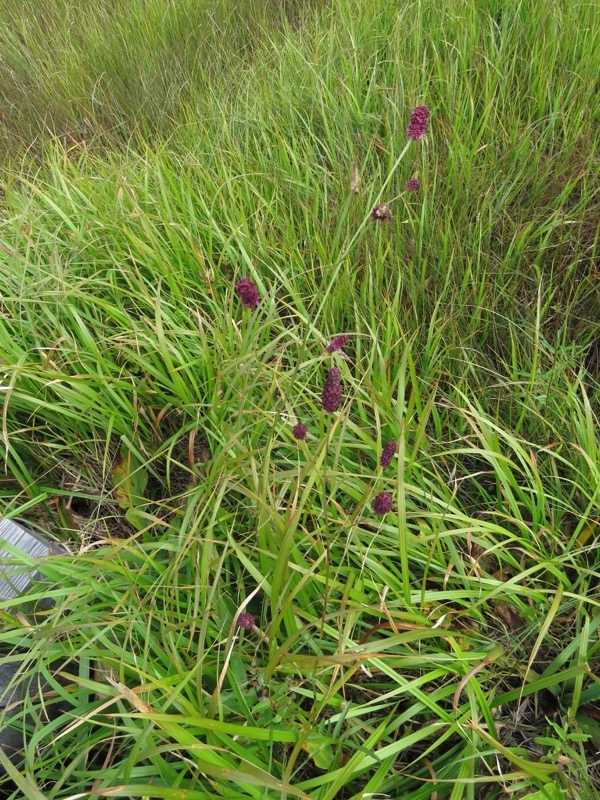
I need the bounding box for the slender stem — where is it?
[313,138,414,326]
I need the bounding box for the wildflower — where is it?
[371,204,391,222]
[407,105,430,140]
[322,367,343,413]
[406,179,420,192]
[327,334,348,353]
[235,278,260,309]
[238,612,256,630]
[372,491,393,516]
[292,422,307,440]
[379,441,397,468]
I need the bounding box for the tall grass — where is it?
[0,0,317,159]
[0,0,599,797]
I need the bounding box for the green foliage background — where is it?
[0,0,598,797]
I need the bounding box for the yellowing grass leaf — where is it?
[302,734,338,771]
[576,520,598,547]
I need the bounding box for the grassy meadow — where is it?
[0,0,599,797]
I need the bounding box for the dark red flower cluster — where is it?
[407,105,430,141]
[327,334,348,353]
[406,179,420,192]
[372,491,393,516]
[371,204,391,222]
[322,367,343,412]
[238,612,256,629]
[292,422,307,440]
[379,440,397,468]
[235,278,260,309]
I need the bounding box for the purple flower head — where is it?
[327,334,348,353]
[371,204,391,222]
[372,491,393,516]
[235,278,260,309]
[379,441,397,468]
[406,179,420,192]
[322,367,343,413]
[238,612,256,630]
[407,105,430,141]
[292,422,307,440]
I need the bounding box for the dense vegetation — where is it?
[0,0,598,797]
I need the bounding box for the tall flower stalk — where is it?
[312,105,429,326]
